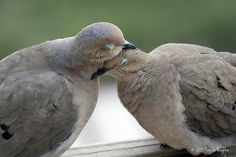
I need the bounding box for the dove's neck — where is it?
[47,36,102,81]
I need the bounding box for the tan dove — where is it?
[92,43,236,156]
[0,22,136,157]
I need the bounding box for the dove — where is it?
[0,22,136,157]
[92,43,236,156]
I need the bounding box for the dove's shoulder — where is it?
[0,43,52,80]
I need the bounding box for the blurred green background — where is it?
[0,0,236,58]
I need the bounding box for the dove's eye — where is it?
[119,58,128,66]
[106,43,114,50]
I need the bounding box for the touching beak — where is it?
[91,54,122,80]
[122,40,136,50]
[90,67,112,80]
[91,40,135,80]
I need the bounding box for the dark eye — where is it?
[119,58,128,66]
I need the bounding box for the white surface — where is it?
[72,77,153,147]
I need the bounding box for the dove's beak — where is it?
[90,67,113,80]
[91,53,123,80]
[91,58,118,80]
[122,40,136,50]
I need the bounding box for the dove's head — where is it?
[76,22,136,63]
[91,49,149,80]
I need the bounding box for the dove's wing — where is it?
[163,51,236,137]
[0,70,77,157]
[151,44,236,136]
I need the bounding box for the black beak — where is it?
[122,43,136,50]
[90,67,112,80]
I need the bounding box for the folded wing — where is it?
[0,71,77,157]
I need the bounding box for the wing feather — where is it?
[151,43,236,137]
[0,71,77,157]
[178,53,236,137]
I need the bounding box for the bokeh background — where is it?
[0,0,236,148]
[1,0,236,56]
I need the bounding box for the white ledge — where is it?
[62,138,236,157]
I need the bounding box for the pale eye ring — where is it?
[119,58,128,66]
[106,43,114,50]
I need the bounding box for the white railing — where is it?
[62,138,236,157]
